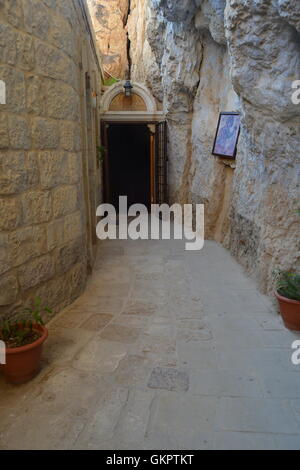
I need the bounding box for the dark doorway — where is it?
[107,124,151,209]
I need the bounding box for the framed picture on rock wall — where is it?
[212,112,241,158]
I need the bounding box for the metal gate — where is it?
[155,121,168,205]
[101,120,168,206]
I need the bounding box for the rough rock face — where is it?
[0,0,102,318]
[87,0,129,79]
[152,0,198,23]
[195,0,226,44]
[126,0,300,293]
[127,0,161,96]
[225,0,300,289]
[277,0,300,33]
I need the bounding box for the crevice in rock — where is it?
[126,34,132,79]
[124,0,131,26]
[125,0,132,78]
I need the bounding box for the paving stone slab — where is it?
[122,301,157,316]
[274,435,300,450]
[49,308,92,329]
[73,339,127,373]
[99,324,141,344]
[111,355,153,388]
[216,397,300,434]
[114,389,156,444]
[213,431,276,450]
[146,393,216,448]
[42,328,94,367]
[147,367,189,392]
[80,313,113,331]
[74,387,129,448]
[262,374,300,398]
[189,369,262,398]
[177,341,217,369]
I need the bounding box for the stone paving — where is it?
[0,238,300,450]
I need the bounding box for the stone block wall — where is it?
[0,0,102,320]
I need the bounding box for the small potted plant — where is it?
[0,298,51,384]
[275,271,300,331]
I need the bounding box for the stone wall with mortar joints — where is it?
[0,0,103,319]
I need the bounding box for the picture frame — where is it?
[212,112,241,159]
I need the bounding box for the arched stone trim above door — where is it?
[101,81,157,113]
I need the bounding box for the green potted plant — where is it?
[96,145,107,165]
[0,298,51,384]
[274,271,300,331]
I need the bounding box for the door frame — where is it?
[101,119,167,206]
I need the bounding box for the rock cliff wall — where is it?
[126,0,300,293]
[87,0,129,79]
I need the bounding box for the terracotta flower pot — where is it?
[2,324,48,384]
[275,291,300,331]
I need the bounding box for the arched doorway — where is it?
[100,82,167,209]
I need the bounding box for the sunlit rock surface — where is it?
[87,0,130,79]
